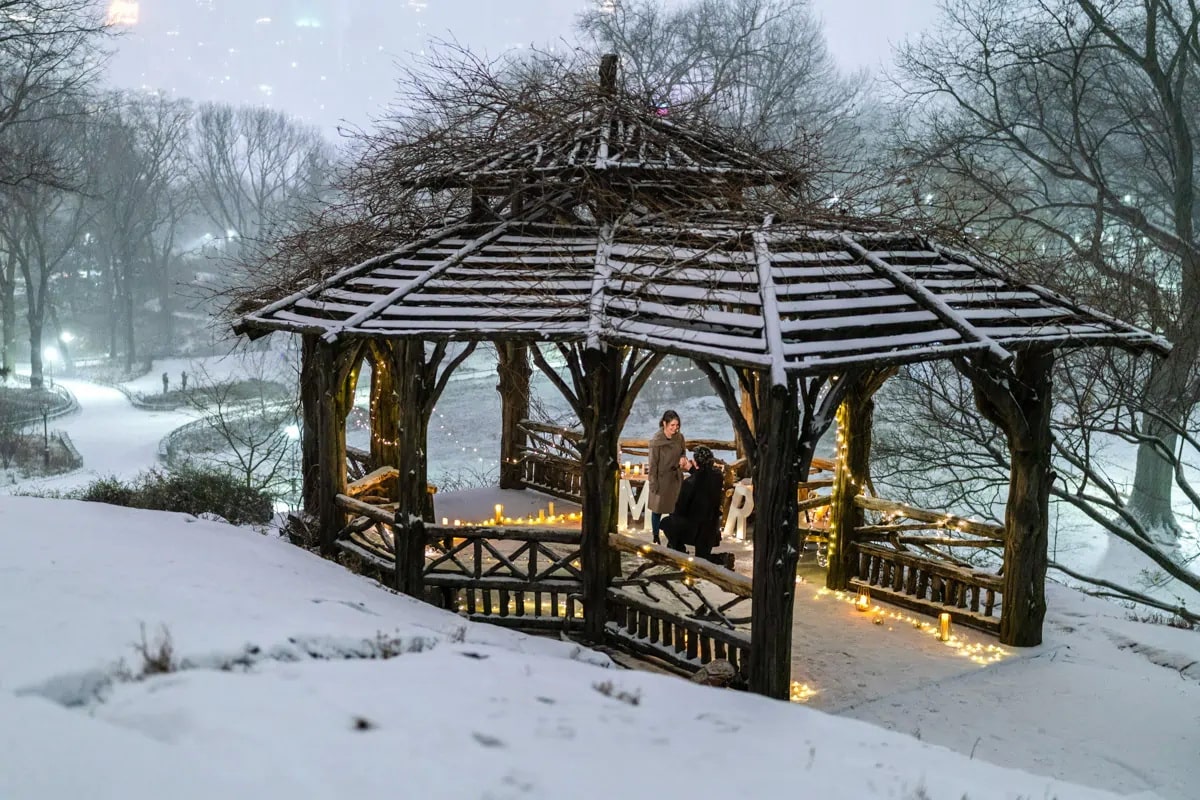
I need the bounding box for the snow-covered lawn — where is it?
[0,495,1171,800]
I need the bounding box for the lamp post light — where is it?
[40,400,50,468]
[42,346,59,389]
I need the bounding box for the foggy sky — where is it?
[104,0,940,137]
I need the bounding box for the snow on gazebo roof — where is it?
[235,211,1168,376]
[413,104,786,192]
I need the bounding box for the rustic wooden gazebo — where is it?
[235,57,1167,699]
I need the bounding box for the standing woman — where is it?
[647,409,688,544]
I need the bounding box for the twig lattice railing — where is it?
[516,420,745,504]
[606,534,752,675]
[849,495,1005,634]
[425,525,585,631]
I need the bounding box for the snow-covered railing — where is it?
[849,496,1005,634]
[606,535,752,676]
[423,524,585,631]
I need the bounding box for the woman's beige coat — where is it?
[647,429,687,514]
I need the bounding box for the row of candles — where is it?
[438,502,582,528]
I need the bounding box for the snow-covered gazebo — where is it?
[235,56,1167,699]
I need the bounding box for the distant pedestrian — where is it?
[161,371,169,394]
[180,371,188,391]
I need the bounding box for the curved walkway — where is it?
[3,377,199,495]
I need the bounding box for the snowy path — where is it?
[4,378,198,494]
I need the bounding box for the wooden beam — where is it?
[346,466,399,498]
[609,534,752,597]
[854,496,1006,540]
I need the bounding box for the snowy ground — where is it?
[2,349,1197,798]
[0,495,1171,800]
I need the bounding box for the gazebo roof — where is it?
[235,211,1167,377]
[414,101,786,193]
[400,55,787,196]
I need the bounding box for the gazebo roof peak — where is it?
[407,55,789,194]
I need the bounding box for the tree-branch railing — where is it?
[515,420,749,503]
[424,524,585,630]
[606,534,753,675]
[848,495,1005,634]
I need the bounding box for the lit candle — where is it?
[624,460,632,474]
[494,504,503,524]
[454,519,461,527]
[633,464,641,476]
[441,517,448,526]
[938,612,952,642]
[538,508,546,522]
[855,591,871,612]
[548,501,555,517]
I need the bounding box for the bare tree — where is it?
[89,92,194,369]
[178,351,297,495]
[892,0,1200,538]
[873,356,1200,623]
[0,0,108,188]
[0,98,94,388]
[189,104,333,266]
[577,0,868,190]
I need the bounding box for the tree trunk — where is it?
[579,345,621,642]
[496,342,531,490]
[747,377,800,700]
[121,253,136,373]
[1,260,15,376]
[1126,340,1198,540]
[998,350,1053,646]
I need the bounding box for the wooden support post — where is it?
[298,335,322,517]
[960,349,1054,646]
[827,376,880,590]
[735,372,757,467]
[579,345,621,641]
[497,342,531,490]
[308,338,355,554]
[391,339,432,597]
[369,343,400,500]
[747,376,800,700]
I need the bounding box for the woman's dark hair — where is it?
[659,409,680,428]
[693,446,714,469]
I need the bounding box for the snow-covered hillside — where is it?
[3,496,1184,800]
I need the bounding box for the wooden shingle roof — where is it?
[236,212,1167,375]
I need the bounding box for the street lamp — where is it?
[40,400,49,468]
[42,346,59,389]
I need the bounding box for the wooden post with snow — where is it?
[747,375,800,699]
[497,342,531,490]
[826,369,890,591]
[389,339,433,597]
[579,345,622,641]
[960,348,1055,646]
[368,342,400,501]
[304,336,357,554]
